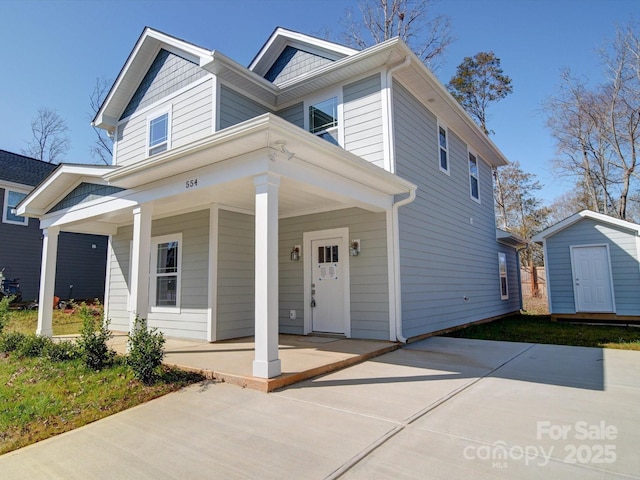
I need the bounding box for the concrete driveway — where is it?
[1,337,638,479]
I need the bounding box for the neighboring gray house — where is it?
[0,150,108,302]
[533,210,640,321]
[19,27,523,379]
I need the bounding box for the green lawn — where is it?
[0,306,204,455]
[445,313,640,350]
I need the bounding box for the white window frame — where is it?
[304,88,343,147]
[498,252,509,300]
[437,122,450,175]
[468,149,481,203]
[149,233,182,312]
[2,187,30,226]
[146,106,172,157]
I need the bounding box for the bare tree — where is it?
[546,22,639,220]
[89,77,113,165]
[341,0,453,69]
[23,108,70,163]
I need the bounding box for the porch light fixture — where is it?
[350,239,360,256]
[290,245,301,261]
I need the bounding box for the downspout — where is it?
[384,55,414,343]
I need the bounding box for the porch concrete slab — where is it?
[108,333,398,392]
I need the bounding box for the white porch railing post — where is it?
[129,204,153,332]
[253,173,281,378]
[37,226,59,337]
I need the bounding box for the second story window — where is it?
[309,97,339,145]
[3,189,28,226]
[438,125,449,174]
[148,111,170,156]
[469,151,480,201]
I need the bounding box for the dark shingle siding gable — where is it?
[0,150,56,186]
[264,46,333,84]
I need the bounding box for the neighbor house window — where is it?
[150,234,182,308]
[309,97,339,145]
[469,151,480,201]
[148,111,170,156]
[498,252,509,300]
[2,189,28,226]
[438,125,449,174]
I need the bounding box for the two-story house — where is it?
[19,27,523,378]
[0,149,108,302]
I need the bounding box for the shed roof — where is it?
[532,210,640,244]
[0,149,57,187]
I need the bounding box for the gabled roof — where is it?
[92,27,214,130]
[532,210,640,243]
[0,149,56,187]
[248,27,358,78]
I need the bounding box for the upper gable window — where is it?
[469,151,480,202]
[3,189,28,226]
[148,110,170,156]
[438,125,449,174]
[309,97,339,146]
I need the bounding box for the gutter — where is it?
[384,55,415,343]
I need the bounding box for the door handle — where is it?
[311,298,316,308]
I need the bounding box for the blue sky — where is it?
[0,0,636,204]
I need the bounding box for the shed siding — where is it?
[219,84,272,130]
[264,46,333,85]
[216,209,255,340]
[106,210,209,340]
[393,81,520,337]
[546,219,640,315]
[115,78,213,167]
[343,74,384,167]
[276,102,304,129]
[280,207,389,340]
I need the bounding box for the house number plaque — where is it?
[185,178,198,189]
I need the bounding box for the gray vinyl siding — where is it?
[219,84,272,130]
[0,187,107,301]
[276,102,304,128]
[106,210,210,340]
[343,74,384,167]
[216,209,255,340]
[121,49,208,119]
[264,46,333,85]
[280,207,390,340]
[545,219,640,315]
[393,81,520,338]
[115,78,213,167]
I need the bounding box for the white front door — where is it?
[571,245,615,313]
[311,238,345,334]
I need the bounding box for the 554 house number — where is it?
[185,178,198,189]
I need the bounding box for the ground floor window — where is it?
[498,252,509,300]
[150,234,182,308]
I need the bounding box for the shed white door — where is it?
[311,238,345,334]
[571,245,614,312]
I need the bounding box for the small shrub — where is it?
[128,317,165,385]
[77,302,114,370]
[0,295,13,335]
[15,334,52,358]
[0,331,28,352]
[44,340,81,361]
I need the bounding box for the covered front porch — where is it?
[19,115,415,380]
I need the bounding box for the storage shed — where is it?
[532,210,640,322]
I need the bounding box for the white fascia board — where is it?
[204,51,278,94]
[532,210,640,243]
[0,179,34,192]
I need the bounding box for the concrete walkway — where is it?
[1,337,639,479]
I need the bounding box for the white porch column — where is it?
[253,173,281,378]
[36,226,59,337]
[129,203,153,331]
